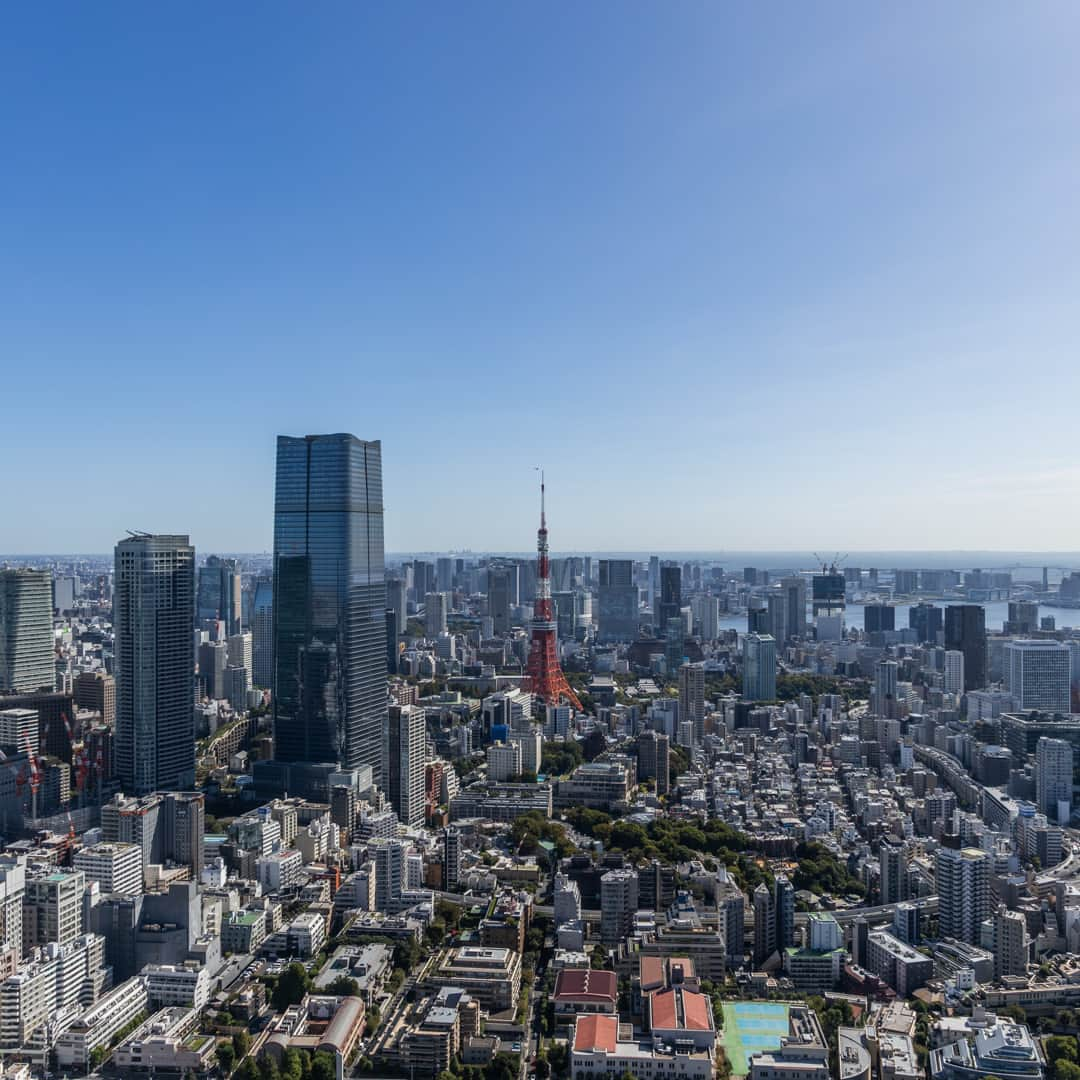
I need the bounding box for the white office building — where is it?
[74,843,143,896]
[1005,640,1071,713]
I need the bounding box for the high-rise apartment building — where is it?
[197,556,242,635]
[774,873,795,953]
[373,838,407,913]
[443,827,461,892]
[227,631,253,682]
[943,651,965,697]
[487,564,515,637]
[638,730,670,795]
[1006,640,1072,714]
[272,434,387,781]
[600,868,638,945]
[743,633,777,702]
[597,560,637,643]
[678,663,706,745]
[425,592,448,638]
[780,576,807,641]
[114,535,195,794]
[23,869,85,951]
[251,579,273,688]
[879,838,908,905]
[944,605,987,691]
[935,844,990,945]
[752,882,775,967]
[0,569,54,694]
[992,905,1028,979]
[1035,736,1073,825]
[385,578,407,638]
[388,705,426,827]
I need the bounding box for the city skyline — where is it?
[4,5,1080,552]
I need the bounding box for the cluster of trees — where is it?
[775,674,869,704]
[511,810,575,859]
[561,811,772,893]
[270,963,311,1012]
[807,996,856,1075]
[1045,1036,1080,1080]
[792,842,866,898]
[541,739,584,777]
[220,1047,337,1080]
[435,1052,521,1080]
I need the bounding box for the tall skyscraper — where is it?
[935,844,990,945]
[992,905,1028,979]
[436,557,454,594]
[0,569,54,694]
[864,604,895,636]
[1006,640,1072,713]
[909,603,942,644]
[425,592,448,637]
[597,560,637,643]
[1005,600,1040,636]
[944,605,987,691]
[657,565,682,628]
[114,535,196,794]
[197,556,242,634]
[251,579,273,688]
[272,434,387,781]
[638,730,670,795]
[743,633,777,702]
[943,651,965,697]
[774,873,795,953]
[678,663,705,745]
[648,556,660,611]
[879,838,908,905]
[1036,736,1072,825]
[811,566,845,616]
[388,704,426,827]
[487,564,514,637]
[385,578,407,637]
[752,882,775,967]
[780,576,808,641]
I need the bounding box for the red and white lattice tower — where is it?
[524,472,583,711]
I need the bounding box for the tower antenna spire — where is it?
[523,469,582,712]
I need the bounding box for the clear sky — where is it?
[3,4,1080,555]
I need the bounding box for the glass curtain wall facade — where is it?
[272,434,387,782]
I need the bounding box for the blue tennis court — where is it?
[721,1001,792,1076]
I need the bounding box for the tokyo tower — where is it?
[524,472,583,711]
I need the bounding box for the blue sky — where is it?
[3,3,1080,554]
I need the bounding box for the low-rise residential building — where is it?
[866,931,934,997]
[54,976,150,1072]
[429,946,521,1013]
[263,911,327,959]
[222,909,267,954]
[110,1006,215,1076]
[142,962,211,1011]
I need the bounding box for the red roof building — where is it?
[646,985,716,1051]
[553,968,618,1026]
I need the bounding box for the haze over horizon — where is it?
[4,4,1080,552]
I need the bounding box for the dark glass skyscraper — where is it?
[272,434,387,782]
[945,604,987,691]
[197,555,242,634]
